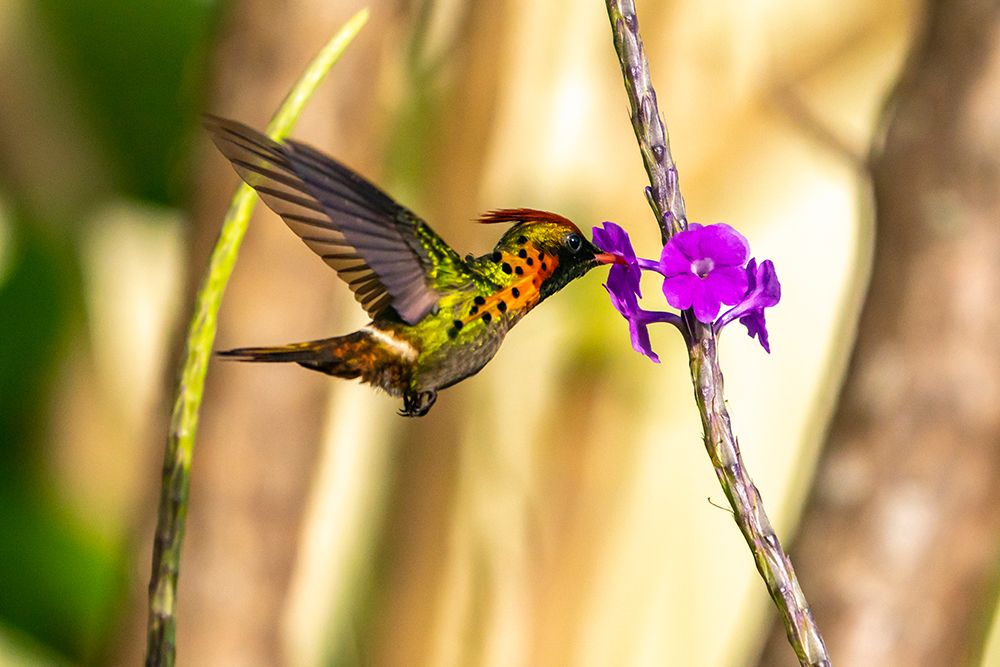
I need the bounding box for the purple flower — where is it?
[593,223,681,362]
[592,222,642,298]
[603,274,660,363]
[716,258,781,353]
[659,223,749,323]
[593,221,776,361]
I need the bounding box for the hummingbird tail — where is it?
[217,336,364,379]
[216,330,414,394]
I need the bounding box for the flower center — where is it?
[691,257,714,278]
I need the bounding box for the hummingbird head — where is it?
[480,209,617,301]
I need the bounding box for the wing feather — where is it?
[205,115,459,324]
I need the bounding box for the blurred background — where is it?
[2,0,999,665]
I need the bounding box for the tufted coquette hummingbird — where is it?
[206,117,616,416]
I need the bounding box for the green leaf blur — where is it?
[34,0,220,204]
[0,0,223,662]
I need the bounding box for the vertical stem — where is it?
[144,11,369,667]
[604,1,830,664]
[605,0,687,242]
[688,323,829,666]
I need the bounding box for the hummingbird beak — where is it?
[594,252,624,265]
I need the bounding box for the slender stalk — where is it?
[605,0,687,241]
[689,323,829,665]
[604,1,830,664]
[144,10,369,667]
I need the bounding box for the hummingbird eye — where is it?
[565,232,583,253]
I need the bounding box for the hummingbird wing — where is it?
[204,116,460,324]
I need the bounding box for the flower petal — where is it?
[591,222,635,263]
[608,262,642,303]
[692,281,723,323]
[697,223,749,267]
[611,265,641,299]
[593,222,643,294]
[715,257,781,352]
[663,227,701,265]
[659,236,693,276]
[755,258,781,307]
[604,280,639,319]
[704,265,749,305]
[602,283,664,362]
[628,318,660,363]
[740,312,770,353]
[662,273,698,310]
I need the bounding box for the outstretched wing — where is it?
[204,115,459,324]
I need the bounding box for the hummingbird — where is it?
[206,116,615,416]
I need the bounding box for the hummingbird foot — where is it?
[399,390,437,417]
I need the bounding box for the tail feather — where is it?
[216,331,377,382]
[217,343,328,364]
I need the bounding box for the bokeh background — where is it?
[2,0,999,665]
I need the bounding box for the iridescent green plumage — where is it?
[207,117,613,415]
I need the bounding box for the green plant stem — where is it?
[604,1,830,664]
[144,10,369,667]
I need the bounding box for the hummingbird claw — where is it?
[399,390,438,417]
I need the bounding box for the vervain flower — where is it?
[659,223,749,323]
[715,258,781,353]
[592,221,780,360]
[592,222,641,298]
[595,222,678,362]
[602,279,658,363]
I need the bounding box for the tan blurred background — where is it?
[2,0,999,665]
